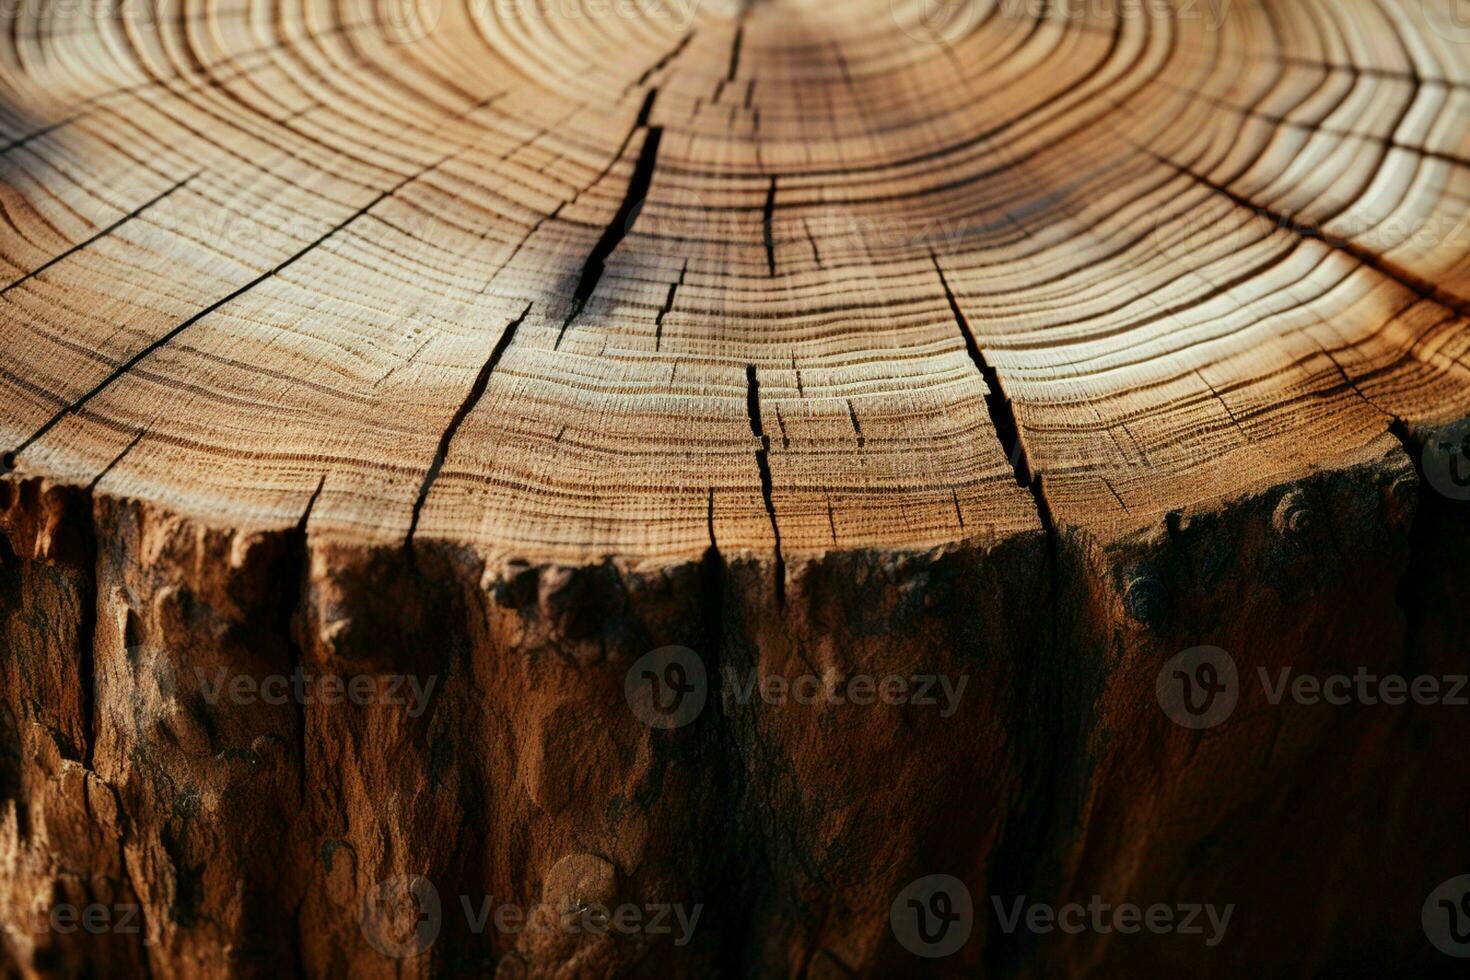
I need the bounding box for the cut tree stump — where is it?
[2,0,1470,976]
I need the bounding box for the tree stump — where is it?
[2,0,1470,975]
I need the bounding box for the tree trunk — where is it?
[2,0,1470,976]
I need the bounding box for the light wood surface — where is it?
[3,0,1467,572]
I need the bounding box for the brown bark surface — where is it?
[2,0,1470,975]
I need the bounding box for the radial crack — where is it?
[654,259,688,351]
[285,474,324,797]
[629,31,695,91]
[407,302,533,545]
[846,399,865,447]
[1,171,198,298]
[745,364,786,606]
[1135,140,1470,319]
[932,252,1054,530]
[86,429,146,492]
[2,143,472,472]
[558,124,664,346]
[727,22,744,82]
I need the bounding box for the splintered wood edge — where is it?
[2,414,1456,597]
[2,0,1469,576]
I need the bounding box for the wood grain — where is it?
[0,0,1466,566]
[1,0,1469,976]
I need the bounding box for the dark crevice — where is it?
[931,253,1027,483]
[558,125,664,347]
[654,259,688,352]
[845,399,864,448]
[981,364,1071,975]
[762,177,777,277]
[982,519,1075,975]
[72,440,154,772]
[726,23,744,82]
[744,365,785,607]
[472,93,642,297]
[698,488,751,979]
[1386,418,1431,667]
[931,252,1055,531]
[78,504,99,771]
[284,476,324,801]
[634,86,659,128]
[706,486,717,549]
[407,303,533,546]
[745,364,766,438]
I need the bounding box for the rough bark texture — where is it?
[4,422,1469,977]
[3,0,1470,975]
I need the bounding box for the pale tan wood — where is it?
[0,0,1464,572]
